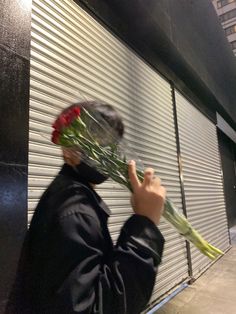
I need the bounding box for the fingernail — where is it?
[128,160,135,165]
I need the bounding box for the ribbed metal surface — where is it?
[29,0,189,307]
[175,91,230,278]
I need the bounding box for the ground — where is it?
[155,226,236,314]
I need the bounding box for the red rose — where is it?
[72,106,81,117]
[65,106,81,125]
[51,130,60,144]
[61,114,71,127]
[65,114,72,126]
[53,114,70,131]
[64,111,75,125]
[52,105,81,141]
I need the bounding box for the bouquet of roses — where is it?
[51,104,223,260]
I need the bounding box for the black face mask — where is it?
[74,161,109,185]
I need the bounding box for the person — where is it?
[6,101,166,314]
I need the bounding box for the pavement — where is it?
[155,226,236,314]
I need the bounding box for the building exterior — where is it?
[1,0,236,313]
[212,0,236,55]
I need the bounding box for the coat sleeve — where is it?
[52,212,165,314]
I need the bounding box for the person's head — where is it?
[58,100,125,184]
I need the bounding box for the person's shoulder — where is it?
[32,173,102,229]
[51,175,99,221]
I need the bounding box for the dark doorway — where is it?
[218,129,236,228]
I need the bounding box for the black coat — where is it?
[7,164,165,314]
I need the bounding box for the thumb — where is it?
[128,160,141,192]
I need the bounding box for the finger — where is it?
[128,160,141,192]
[143,168,155,186]
[159,186,167,199]
[153,176,162,187]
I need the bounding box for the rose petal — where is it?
[51,130,60,144]
[73,106,81,117]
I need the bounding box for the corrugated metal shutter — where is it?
[175,90,230,278]
[29,0,189,308]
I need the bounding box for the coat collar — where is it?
[59,164,111,216]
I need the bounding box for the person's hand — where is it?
[128,160,166,225]
[62,148,81,166]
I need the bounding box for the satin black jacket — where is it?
[7,164,165,314]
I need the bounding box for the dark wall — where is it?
[78,0,236,129]
[0,1,31,312]
[218,130,236,228]
[148,0,236,125]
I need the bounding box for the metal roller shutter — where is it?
[175,90,230,278]
[29,0,189,308]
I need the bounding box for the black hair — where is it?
[62,100,125,139]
